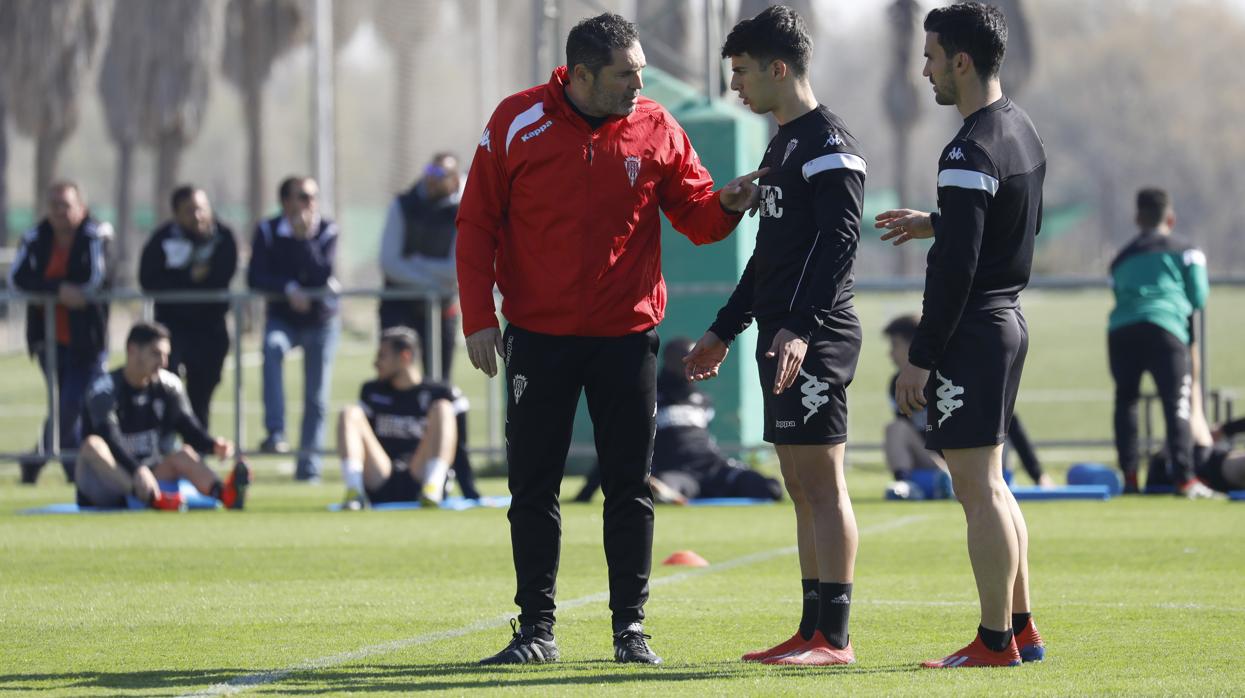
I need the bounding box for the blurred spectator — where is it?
[336,326,480,510]
[9,181,111,484]
[379,152,462,380]
[247,176,340,481]
[881,314,1052,485]
[574,337,783,503]
[1107,188,1212,497]
[76,321,248,511]
[139,185,238,430]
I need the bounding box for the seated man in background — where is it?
[75,322,248,510]
[337,327,479,509]
[575,337,783,504]
[882,315,1052,486]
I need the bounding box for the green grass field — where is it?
[1,466,1242,696]
[0,288,1242,696]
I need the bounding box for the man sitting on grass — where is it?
[76,321,247,511]
[337,327,466,509]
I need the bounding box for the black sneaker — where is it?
[479,619,559,665]
[614,624,662,665]
[258,434,290,455]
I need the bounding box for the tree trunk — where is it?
[892,130,913,278]
[245,83,264,229]
[155,131,183,218]
[35,131,66,208]
[390,42,416,192]
[0,95,9,247]
[114,141,134,289]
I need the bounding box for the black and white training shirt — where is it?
[709,105,866,343]
[909,97,1046,370]
[358,380,465,460]
[80,368,216,473]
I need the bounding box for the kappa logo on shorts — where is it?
[775,420,798,429]
[505,335,514,366]
[934,370,965,427]
[624,155,641,187]
[512,374,528,404]
[799,368,831,424]
[1178,373,1192,421]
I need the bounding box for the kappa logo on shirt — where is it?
[946,147,966,161]
[824,131,845,147]
[935,370,965,427]
[782,138,799,166]
[479,127,491,152]
[624,155,641,187]
[799,368,831,424]
[513,374,528,404]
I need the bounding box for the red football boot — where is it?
[151,491,187,512]
[741,632,809,662]
[921,633,1021,668]
[1015,618,1046,662]
[762,631,855,666]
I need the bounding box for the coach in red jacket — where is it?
[459,13,762,666]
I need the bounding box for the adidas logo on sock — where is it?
[827,594,851,604]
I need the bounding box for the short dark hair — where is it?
[278,176,306,202]
[883,314,920,342]
[127,321,170,349]
[566,13,638,77]
[170,185,200,213]
[1136,188,1171,228]
[924,2,1008,79]
[48,179,85,204]
[380,326,422,363]
[721,4,812,77]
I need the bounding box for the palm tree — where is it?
[99,0,218,286]
[883,0,924,277]
[0,4,14,246]
[0,0,100,220]
[221,0,309,228]
[375,0,442,191]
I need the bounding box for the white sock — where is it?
[341,459,363,493]
[422,457,450,497]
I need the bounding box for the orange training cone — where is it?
[662,550,709,567]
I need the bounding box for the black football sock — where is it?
[798,579,819,641]
[209,482,223,500]
[1012,612,1032,634]
[816,582,852,649]
[978,624,1014,652]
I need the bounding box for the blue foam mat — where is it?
[326,495,511,512]
[686,497,777,507]
[1229,490,1245,501]
[1010,484,1112,501]
[21,479,222,515]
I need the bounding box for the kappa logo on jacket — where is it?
[824,131,845,147]
[624,156,641,187]
[946,147,966,162]
[479,127,491,152]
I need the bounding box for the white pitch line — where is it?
[181,514,929,697]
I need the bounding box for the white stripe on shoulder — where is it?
[937,169,999,196]
[1183,248,1206,267]
[802,153,867,182]
[505,102,546,155]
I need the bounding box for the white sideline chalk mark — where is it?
[180,515,929,696]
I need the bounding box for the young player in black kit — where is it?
[75,322,248,511]
[875,2,1046,669]
[336,327,474,508]
[684,6,864,667]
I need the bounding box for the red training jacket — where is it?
[456,67,743,338]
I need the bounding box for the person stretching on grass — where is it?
[76,321,247,511]
[336,327,459,509]
[874,2,1046,668]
